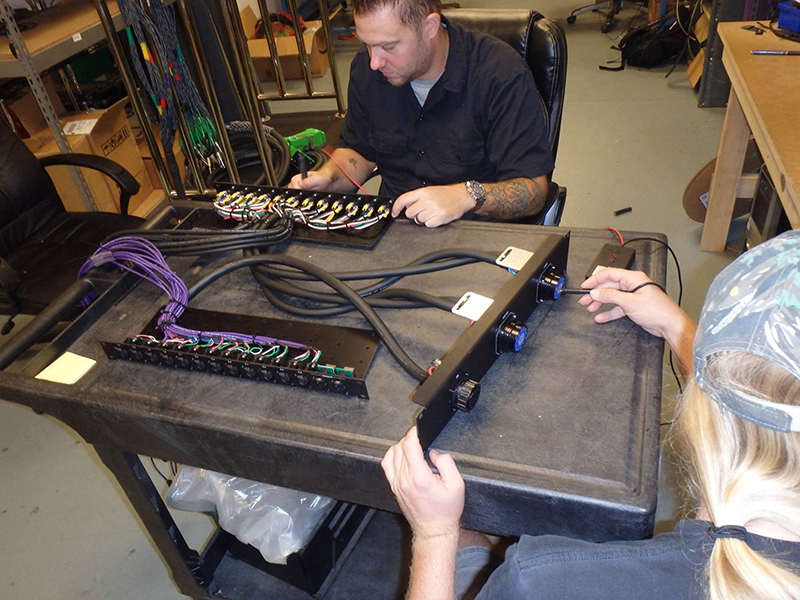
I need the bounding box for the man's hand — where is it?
[381,427,465,540]
[287,148,375,193]
[288,170,333,191]
[579,267,696,376]
[391,184,475,228]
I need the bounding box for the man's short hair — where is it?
[352,0,442,29]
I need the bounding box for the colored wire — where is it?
[319,147,370,194]
[604,227,624,246]
[78,237,318,357]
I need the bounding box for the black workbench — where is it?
[0,208,667,599]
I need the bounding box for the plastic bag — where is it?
[166,466,333,564]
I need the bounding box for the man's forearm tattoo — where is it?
[348,157,359,170]
[483,178,546,219]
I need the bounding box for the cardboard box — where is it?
[23,98,153,215]
[138,125,186,191]
[9,76,66,137]
[648,0,680,22]
[240,6,330,82]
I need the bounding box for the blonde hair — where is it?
[674,352,800,600]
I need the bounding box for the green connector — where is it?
[335,366,355,378]
[285,128,326,157]
[316,364,337,375]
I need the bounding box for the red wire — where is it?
[319,147,370,194]
[604,227,624,246]
[428,366,436,376]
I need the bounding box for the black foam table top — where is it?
[1,218,667,541]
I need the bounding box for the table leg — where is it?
[700,88,751,252]
[93,447,212,600]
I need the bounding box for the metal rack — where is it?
[2,0,346,201]
[97,0,346,196]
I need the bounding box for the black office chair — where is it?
[0,116,146,333]
[567,0,646,34]
[443,8,568,225]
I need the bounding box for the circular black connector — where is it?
[452,379,481,412]
[497,320,528,354]
[536,264,565,303]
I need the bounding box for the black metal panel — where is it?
[413,233,570,449]
[101,307,379,398]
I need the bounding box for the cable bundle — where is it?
[78,237,319,361]
[108,215,292,257]
[149,0,220,165]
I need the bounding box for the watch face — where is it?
[467,181,486,201]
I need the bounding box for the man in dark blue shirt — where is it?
[289,0,554,227]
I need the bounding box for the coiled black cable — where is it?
[247,249,499,314]
[194,121,292,187]
[186,255,429,382]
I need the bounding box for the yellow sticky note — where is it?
[35,352,96,385]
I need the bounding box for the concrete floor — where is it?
[0,1,743,598]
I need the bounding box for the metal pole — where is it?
[170,87,205,193]
[0,0,98,211]
[316,0,346,116]
[176,0,239,184]
[217,0,277,185]
[286,0,314,96]
[92,0,173,194]
[58,67,81,112]
[255,0,289,96]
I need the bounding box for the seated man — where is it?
[289,0,554,227]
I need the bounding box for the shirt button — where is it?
[421,181,427,186]
[419,114,424,121]
[418,150,425,157]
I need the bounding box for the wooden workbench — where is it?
[700,22,800,251]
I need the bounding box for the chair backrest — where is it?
[0,116,63,258]
[442,8,568,162]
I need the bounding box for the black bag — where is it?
[601,10,689,71]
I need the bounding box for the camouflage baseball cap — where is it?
[694,230,800,432]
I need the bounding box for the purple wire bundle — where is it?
[79,237,315,355]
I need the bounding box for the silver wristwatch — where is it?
[465,180,487,213]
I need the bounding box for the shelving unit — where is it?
[0,0,125,79]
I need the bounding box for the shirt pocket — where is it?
[369,132,409,156]
[430,139,487,167]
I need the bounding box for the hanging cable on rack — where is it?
[192,121,293,187]
[118,0,183,194]
[149,0,221,169]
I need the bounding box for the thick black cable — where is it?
[252,249,498,282]
[247,249,499,313]
[251,272,457,307]
[254,257,477,301]
[107,220,293,256]
[257,286,455,318]
[186,256,429,382]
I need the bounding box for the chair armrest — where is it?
[507,181,566,226]
[39,153,140,216]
